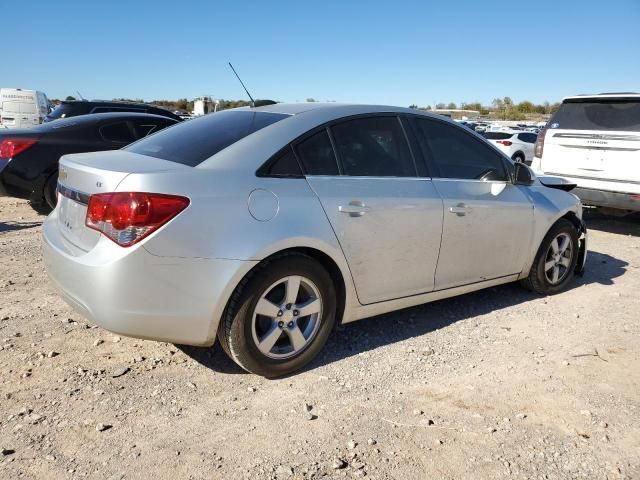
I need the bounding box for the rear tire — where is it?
[43,172,58,210]
[218,253,337,378]
[521,219,579,295]
[512,153,525,163]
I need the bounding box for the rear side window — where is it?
[100,122,135,143]
[518,133,537,143]
[484,132,514,140]
[126,111,288,166]
[134,123,160,137]
[330,116,416,177]
[551,99,640,131]
[47,103,77,119]
[259,147,302,177]
[295,129,339,175]
[414,118,508,181]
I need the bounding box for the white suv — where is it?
[531,93,640,213]
[484,130,537,164]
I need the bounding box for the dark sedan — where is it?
[0,112,178,212]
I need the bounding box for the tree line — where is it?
[409,97,561,120]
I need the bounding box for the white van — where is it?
[0,88,49,129]
[531,93,640,213]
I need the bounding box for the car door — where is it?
[518,133,536,162]
[298,115,444,305]
[410,116,534,290]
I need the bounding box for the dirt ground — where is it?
[0,196,639,480]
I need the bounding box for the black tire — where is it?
[521,219,579,295]
[218,253,337,377]
[43,172,58,210]
[512,153,525,163]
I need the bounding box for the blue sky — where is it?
[4,0,639,106]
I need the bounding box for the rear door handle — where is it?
[339,200,371,217]
[449,203,472,216]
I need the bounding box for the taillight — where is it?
[497,140,513,146]
[0,138,37,160]
[534,129,546,158]
[86,192,190,247]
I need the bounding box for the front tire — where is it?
[218,253,337,377]
[521,219,579,294]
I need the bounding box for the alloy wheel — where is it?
[251,275,323,359]
[544,233,574,285]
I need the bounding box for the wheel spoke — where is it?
[254,298,280,318]
[559,256,571,268]
[552,266,560,283]
[257,325,282,354]
[558,236,570,254]
[285,276,301,305]
[544,259,555,271]
[550,238,559,254]
[286,325,306,352]
[296,298,321,317]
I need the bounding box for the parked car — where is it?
[484,130,537,164]
[0,88,49,129]
[44,100,182,123]
[531,93,640,213]
[42,104,587,377]
[0,112,178,212]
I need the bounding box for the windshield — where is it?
[46,103,75,120]
[551,99,640,131]
[125,110,288,166]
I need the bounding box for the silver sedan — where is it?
[42,103,587,377]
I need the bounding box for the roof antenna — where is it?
[76,91,86,101]
[228,62,255,107]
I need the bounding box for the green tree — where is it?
[517,101,534,114]
[65,96,76,101]
[306,97,317,103]
[435,102,446,109]
[408,104,418,109]
[446,102,457,109]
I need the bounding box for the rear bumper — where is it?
[42,210,257,346]
[573,187,640,212]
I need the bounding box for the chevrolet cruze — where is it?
[42,103,587,377]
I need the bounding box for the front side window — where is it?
[330,116,416,177]
[414,118,508,181]
[295,129,339,175]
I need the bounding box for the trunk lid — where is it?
[541,129,640,184]
[56,150,189,252]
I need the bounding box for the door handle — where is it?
[449,203,472,216]
[339,200,371,217]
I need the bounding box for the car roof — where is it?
[563,92,640,101]
[37,112,177,130]
[252,102,427,117]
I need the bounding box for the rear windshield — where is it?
[484,132,513,140]
[47,103,76,120]
[125,110,288,166]
[551,99,640,131]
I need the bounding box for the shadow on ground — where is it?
[584,208,640,237]
[180,249,627,376]
[0,221,42,234]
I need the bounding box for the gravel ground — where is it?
[1,196,639,480]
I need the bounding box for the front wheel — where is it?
[521,219,579,294]
[218,253,337,377]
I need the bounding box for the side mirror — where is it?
[514,162,535,186]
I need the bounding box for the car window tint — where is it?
[100,122,134,143]
[551,99,640,131]
[484,132,513,140]
[295,129,339,175]
[126,111,288,166]
[518,133,536,143]
[331,116,416,177]
[414,118,507,181]
[261,147,302,177]
[134,123,159,137]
